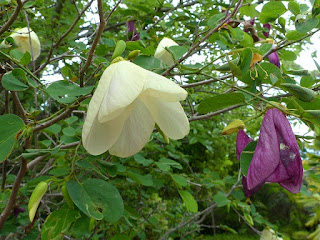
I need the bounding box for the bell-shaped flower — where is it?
[154,37,178,66]
[127,20,140,41]
[1,27,41,60]
[268,51,280,68]
[236,108,303,197]
[246,108,303,194]
[82,60,190,158]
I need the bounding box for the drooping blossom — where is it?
[263,23,271,38]
[268,51,281,68]
[236,108,303,197]
[13,207,25,218]
[1,27,41,60]
[127,20,140,41]
[154,37,178,66]
[82,59,190,158]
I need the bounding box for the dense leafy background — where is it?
[0,0,320,239]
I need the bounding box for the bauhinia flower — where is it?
[127,20,140,41]
[154,37,178,66]
[268,51,281,68]
[1,27,41,60]
[263,23,271,38]
[236,108,303,197]
[82,59,190,158]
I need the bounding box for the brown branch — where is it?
[189,104,244,122]
[181,74,231,88]
[0,138,31,231]
[79,0,122,87]
[34,0,94,75]
[0,0,25,37]
[11,91,28,123]
[161,0,243,76]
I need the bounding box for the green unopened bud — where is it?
[28,181,48,222]
[222,119,245,135]
[110,56,125,64]
[281,83,317,102]
[127,50,140,60]
[61,184,74,209]
[111,40,126,61]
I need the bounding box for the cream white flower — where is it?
[82,60,189,158]
[1,27,41,60]
[260,228,283,240]
[154,37,178,66]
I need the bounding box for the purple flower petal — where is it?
[242,176,264,198]
[236,129,253,161]
[246,108,303,194]
[127,20,140,41]
[263,23,271,38]
[268,52,281,68]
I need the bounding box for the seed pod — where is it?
[61,184,74,209]
[281,83,317,102]
[28,181,48,222]
[222,119,245,135]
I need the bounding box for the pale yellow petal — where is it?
[11,27,41,60]
[140,95,189,139]
[82,107,132,155]
[154,37,178,66]
[109,99,154,158]
[142,70,187,102]
[98,61,146,122]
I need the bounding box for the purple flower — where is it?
[13,207,25,218]
[263,23,271,38]
[236,109,303,197]
[127,20,140,41]
[268,52,281,68]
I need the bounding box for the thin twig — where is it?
[11,92,28,123]
[0,0,26,36]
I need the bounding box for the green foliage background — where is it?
[0,0,320,239]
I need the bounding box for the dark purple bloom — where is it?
[236,109,303,197]
[13,207,25,218]
[268,52,281,68]
[127,20,140,41]
[263,23,271,38]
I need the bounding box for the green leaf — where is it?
[111,40,126,60]
[312,0,320,16]
[239,48,253,75]
[64,116,78,125]
[240,32,253,47]
[66,179,124,222]
[260,2,287,24]
[240,141,257,176]
[41,205,80,240]
[300,76,315,88]
[295,17,319,33]
[134,154,153,166]
[229,60,242,77]
[213,191,231,207]
[20,51,31,65]
[44,124,61,135]
[281,83,317,102]
[62,126,76,137]
[133,55,162,70]
[279,50,297,61]
[228,26,244,41]
[171,174,188,187]
[207,13,225,28]
[240,4,259,18]
[127,172,153,186]
[9,49,23,61]
[286,30,306,40]
[1,70,29,91]
[168,45,188,60]
[178,190,198,213]
[288,2,301,15]
[197,93,245,114]
[0,114,24,162]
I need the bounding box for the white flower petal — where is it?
[82,107,132,155]
[142,70,187,102]
[109,99,154,158]
[140,95,189,139]
[98,61,147,122]
[11,27,41,60]
[154,37,178,66]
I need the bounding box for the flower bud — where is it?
[268,52,280,68]
[154,37,178,66]
[222,119,245,135]
[28,181,48,222]
[2,27,41,60]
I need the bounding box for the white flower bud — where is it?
[154,37,178,66]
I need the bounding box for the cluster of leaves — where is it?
[0,0,320,239]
